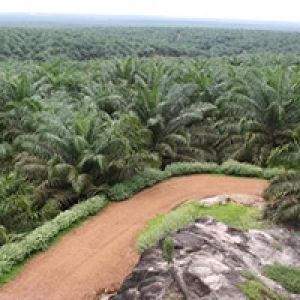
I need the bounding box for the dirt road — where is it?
[0,175,268,300]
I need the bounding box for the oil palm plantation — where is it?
[224,66,300,166]
[0,71,45,171]
[15,107,158,217]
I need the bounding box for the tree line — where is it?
[1,27,300,61]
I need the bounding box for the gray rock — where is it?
[110,217,300,300]
[194,195,229,206]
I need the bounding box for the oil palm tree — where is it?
[264,130,300,226]
[129,77,215,167]
[224,66,300,166]
[180,62,244,164]
[0,172,36,233]
[264,169,300,227]
[14,109,157,214]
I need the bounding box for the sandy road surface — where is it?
[0,175,268,300]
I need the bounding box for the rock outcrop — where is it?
[110,216,300,300]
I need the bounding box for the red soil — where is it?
[0,175,268,300]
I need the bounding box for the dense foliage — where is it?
[0,25,300,247]
[264,132,300,226]
[1,27,300,61]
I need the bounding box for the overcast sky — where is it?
[1,0,299,22]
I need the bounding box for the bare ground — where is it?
[0,175,268,300]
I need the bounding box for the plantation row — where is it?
[1,27,300,61]
[0,55,300,248]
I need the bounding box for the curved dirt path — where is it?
[0,175,268,300]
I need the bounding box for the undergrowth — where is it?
[0,217,88,286]
[263,263,300,294]
[239,271,290,300]
[0,196,108,285]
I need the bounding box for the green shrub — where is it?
[165,162,221,177]
[109,162,282,203]
[109,168,171,201]
[0,195,108,276]
[165,160,282,179]
[163,237,175,264]
[262,167,287,180]
[263,263,300,294]
[221,160,264,178]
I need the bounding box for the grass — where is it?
[239,271,290,300]
[263,263,300,294]
[136,202,268,252]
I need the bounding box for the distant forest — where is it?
[1,19,300,61]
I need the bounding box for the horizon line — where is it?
[0,12,300,24]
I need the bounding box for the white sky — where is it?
[1,0,299,22]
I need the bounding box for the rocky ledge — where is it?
[110,216,300,300]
